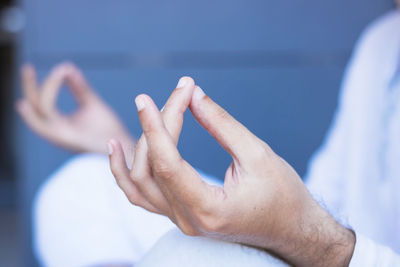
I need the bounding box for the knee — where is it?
[34,153,111,215]
[137,229,285,267]
[33,154,113,261]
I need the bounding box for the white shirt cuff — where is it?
[349,232,400,266]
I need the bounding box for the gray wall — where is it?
[16,0,395,265]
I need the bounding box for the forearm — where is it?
[269,200,355,267]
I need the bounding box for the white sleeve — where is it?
[304,51,355,214]
[350,233,400,266]
[304,20,381,215]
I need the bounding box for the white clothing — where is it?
[34,10,400,267]
[34,154,175,267]
[136,229,288,267]
[305,10,400,266]
[34,154,288,267]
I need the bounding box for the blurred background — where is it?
[0,0,397,266]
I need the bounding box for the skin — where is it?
[16,62,135,267]
[16,62,135,164]
[109,77,356,267]
[16,6,399,266]
[17,63,356,265]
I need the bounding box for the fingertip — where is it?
[62,62,80,76]
[21,64,36,79]
[193,86,206,101]
[21,63,34,72]
[135,94,148,112]
[52,62,70,76]
[135,94,165,136]
[108,138,123,155]
[108,139,130,183]
[176,76,195,88]
[107,140,114,155]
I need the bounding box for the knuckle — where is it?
[197,213,224,233]
[129,170,149,189]
[152,158,179,179]
[129,171,140,182]
[126,194,139,205]
[198,196,217,214]
[178,222,200,237]
[143,123,158,137]
[193,206,225,233]
[250,143,270,163]
[110,164,123,180]
[179,76,195,87]
[214,106,230,121]
[126,194,148,209]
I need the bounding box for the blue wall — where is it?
[17,0,395,265]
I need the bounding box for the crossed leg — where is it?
[33,154,286,267]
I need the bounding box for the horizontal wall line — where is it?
[31,50,351,70]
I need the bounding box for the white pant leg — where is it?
[136,229,289,267]
[33,154,175,267]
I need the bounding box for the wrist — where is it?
[325,225,355,267]
[269,200,355,267]
[304,210,355,267]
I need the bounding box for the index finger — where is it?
[189,86,273,164]
[135,94,215,207]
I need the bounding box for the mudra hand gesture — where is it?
[109,77,355,267]
[17,62,134,160]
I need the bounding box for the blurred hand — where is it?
[109,78,355,267]
[16,63,135,160]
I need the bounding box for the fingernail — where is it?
[176,77,187,88]
[107,141,113,155]
[193,86,205,100]
[135,95,146,111]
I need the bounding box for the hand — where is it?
[16,63,135,160]
[109,79,355,267]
